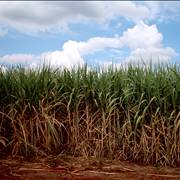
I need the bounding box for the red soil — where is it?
[0,156,179,180]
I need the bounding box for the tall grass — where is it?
[0,64,179,166]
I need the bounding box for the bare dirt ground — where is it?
[0,156,179,180]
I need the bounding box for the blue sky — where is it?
[0,1,180,69]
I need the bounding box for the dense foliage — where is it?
[0,64,179,166]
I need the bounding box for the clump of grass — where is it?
[0,64,179,166]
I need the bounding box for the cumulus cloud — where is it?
[0,22,176,69]
[44,41,84,69]
[0,43,85,69]
[120,21,176,64]
[46,22,177,66]
[78,22,176,64]
[0,1,150,35]
[121,21,163,49]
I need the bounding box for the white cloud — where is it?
[122,21,163,49]
[77,21,175,60]
[0,1,179,36]
[44,40,84,69]
[120,21,176,64]
[77,37,123,56]
[0,54,38,64]
[124,47,176,65]
[0,22,176,69]
[0,1,150,35]
[107,1,150,22]
[0,42,85,70]
[143,1,180,22]
[77,21,176,64]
